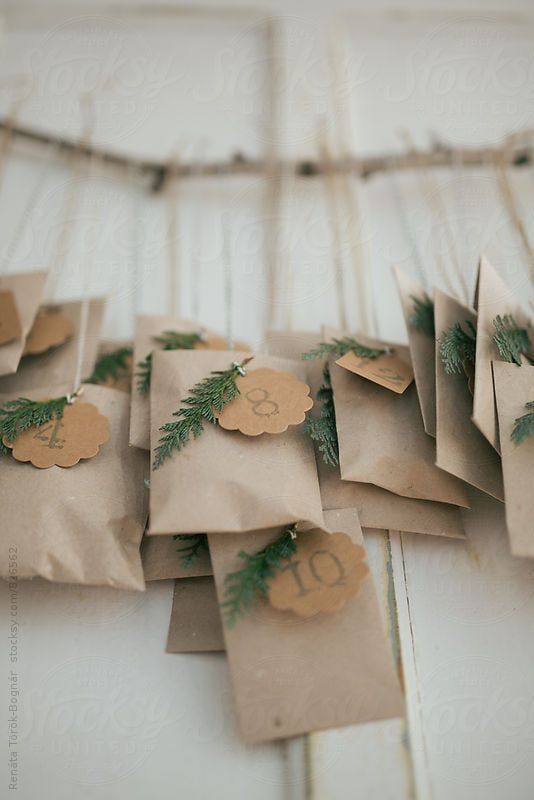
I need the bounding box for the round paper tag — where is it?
[267,530,370,617]
[3,402,109,469]
[23,309,74,355]
[216,368,313,436]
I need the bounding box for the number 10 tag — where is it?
[267,529,370,617]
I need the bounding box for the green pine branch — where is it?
[512,401,534,445]
[492,314,533,366]
[0,395,69,445]
[173,534,209,567]
[439,320,477,375]
[136,330,203,395]
[409,294,435,337]
[84,346,133,385]
[306,364,339,466]
[221,526,297,627]
[152,358,252,469]
[302,337,386,361]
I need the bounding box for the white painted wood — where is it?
[0,578,291,799]
[1,7,534,800]
[393,492,534,800]
[312,532,412,800]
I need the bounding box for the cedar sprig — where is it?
[221,526,297,627]
[0,396,69,444]
[409,294,435,337]
[306,364,339,466]
[511,401,534,445]
[439,320,477,375]
[85,346,133,385]
[152,358,252,468]
[492,315,532,366]
[302,337,386,361]
[136,331,203,395]
[173,534,209,567]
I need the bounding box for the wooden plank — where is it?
[392,490,534,800]
[311,530,413,800]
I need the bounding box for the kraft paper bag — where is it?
[142,534,213,580]
[149,350,324,535]
[434,290,504,502]
[494,361,534,557]
[394,267,436,437]
[268,332,465,538]
[209,508,404,744]
[328,331,469,507]
[0,271,48,377]
[0,384,149,590]
[93,339,133,393]
[166,577,225,653]
[473,256,532,453]
[0,298,105,394]
[130,315,203,450]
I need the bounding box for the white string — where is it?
[221,210,233,348]
[387,167,427,292]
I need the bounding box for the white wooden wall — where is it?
[1,6,534,799]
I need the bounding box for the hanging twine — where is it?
[263,16,283,334]
[494,145,534,287]
[165,153,181,318]
[400,131,469,304]
[387,166,428,292]
[319,126,348,333]
[221,210,234,348]
[325,27,371,335]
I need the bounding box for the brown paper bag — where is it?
[0,384,149,590]
[0,298,105,394]
[494,361,534,557]
[130,315,204,450]
[329,333,469,507]
[209,508,403,744]
[166,577,225,653]
[394,267,436,437]
[149,350,324,535]
[0,271,48,377]
[142,534,213,580]
[92,339,133,393]
[434,290,504,501]
[267,332,465,538]
[473,256,531,453]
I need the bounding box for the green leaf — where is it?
[409,294,435,337]
[302,337,386,361]
[136,330,203,395]
[439,320,477,375]
[173,534,209,567]
[512,400,534,445]
[152,358,251,468]
[0,395,69,445]
[84,346,133,385]
[306,364,339,466]
[220,527,297,627]
[492,314,532,366]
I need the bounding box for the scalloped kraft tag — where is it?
[0,290,22,346]
[216,367,313,436]
[3,402,109,469]
[267,530,370,617]
[23,308,74,355]
[336,350,414,394]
